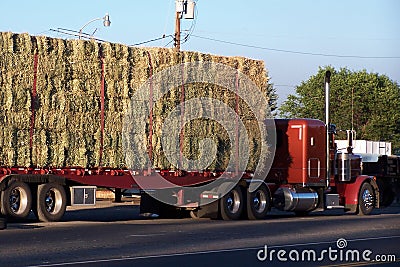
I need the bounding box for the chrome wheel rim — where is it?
[45,189,63,214]
[9,187,28,215]
[252,190,267,213]
[226,190,241,214]
[362,189,374,209]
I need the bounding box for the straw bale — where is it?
[0,32,271,171]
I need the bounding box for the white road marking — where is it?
[128,233,165,237]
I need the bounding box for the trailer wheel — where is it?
[220,185,244,220]
[36,183,67,222]
[247,183,270,220]
[358,183,375,215]
[0,181,32,219]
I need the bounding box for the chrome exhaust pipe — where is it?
[325,71,331,187]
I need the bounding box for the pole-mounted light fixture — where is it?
[79,13,111,39]
[103,13,111,27]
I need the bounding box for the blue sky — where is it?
[1,0,399,105]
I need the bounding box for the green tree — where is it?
[279,66,400,153]
[266,82,278,116]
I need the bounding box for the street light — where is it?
[79,13,111,39]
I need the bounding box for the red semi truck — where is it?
[0,71,399,227]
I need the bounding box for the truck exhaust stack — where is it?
[325,71,331,187]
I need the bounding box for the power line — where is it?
[162,0,174,39]
[49,28,108,42]
[274,84,297,87]
[181,3,198,45]
[51,28,174,47]
[191,34,400,59]
[164,38,175,47]
[130,35,173,46]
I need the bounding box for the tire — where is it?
[247,183,270,220]
[36,183,67,222]
[0,181,32,219]
[1,193,4,217]
[358,183,375,215]
[220,185,244,220]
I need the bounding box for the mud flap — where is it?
[197,191,220,219]
[369,179,380,208]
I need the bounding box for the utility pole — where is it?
[174,0,195,51]
[174,10,181,51]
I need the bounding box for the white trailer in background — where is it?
[336,140,392,156]
[336,139,399,207]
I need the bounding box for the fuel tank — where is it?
[273,187,319,212]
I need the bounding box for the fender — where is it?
[245,179,279,197]
[336,175,379,213]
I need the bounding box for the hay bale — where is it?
[0,32,271,171]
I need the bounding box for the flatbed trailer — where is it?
[1,71,399,229]
[0,165,235,222]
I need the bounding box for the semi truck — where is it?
[1,71,399,229]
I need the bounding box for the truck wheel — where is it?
[36,183,67,222]
[358,183,375,215]
[0,181,32,219]
[220,185,244,220]
[247,183,270,220]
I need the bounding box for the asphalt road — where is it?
[0,200,399,267]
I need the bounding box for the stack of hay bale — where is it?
[0,32,271,171]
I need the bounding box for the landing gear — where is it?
[189,210,199,219]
